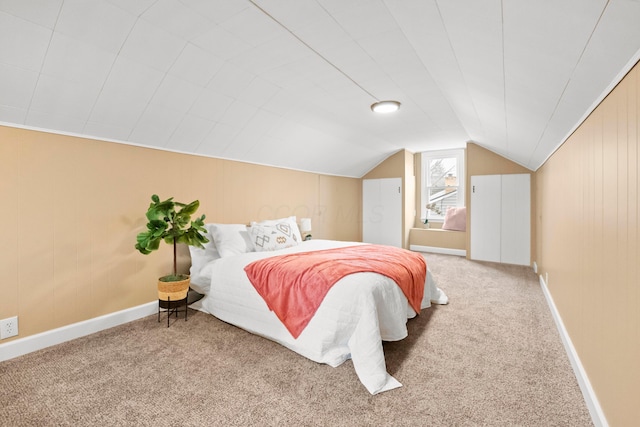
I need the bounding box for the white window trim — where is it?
[421,148,465,221]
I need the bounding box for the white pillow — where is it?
[188,223,220,276]
[248,222,300,252]
[251,216,303,243]
[210,223,254,258]
[189,258,220,294]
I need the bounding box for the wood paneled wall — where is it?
[536,62,640,426]
[0,125,361,341]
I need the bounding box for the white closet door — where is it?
[501,174,530,265]
[362,178,402,247]
[470,175,502,262]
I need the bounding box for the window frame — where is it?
[421,149,465,222]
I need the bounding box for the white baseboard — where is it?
[539,275,608,427]
[410,244,466,257]
[0,301,158,363]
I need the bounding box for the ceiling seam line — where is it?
[526,0,611,166]
[315,0,426,129]
[431,0,485,138]
[143,40,204,148]
[378,0,459,133]
[124,18,193,142]
[24,2,64,124]
[81,12,143,136]
[378,0,445,129]
[501,0,508,153]
[248,0,379,102]
[314,0,406,104]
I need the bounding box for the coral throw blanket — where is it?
[244,245,426,338]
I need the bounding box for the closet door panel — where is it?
[362,178,402,247]
[501,174,531,265]
[470,175,501,262]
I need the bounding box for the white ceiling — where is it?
[1,0,639,177]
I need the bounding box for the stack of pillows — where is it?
[188,216,303,291]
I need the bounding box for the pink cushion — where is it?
[442,207,466,231]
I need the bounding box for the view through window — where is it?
[422,149,465,221]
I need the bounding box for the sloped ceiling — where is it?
[1,0,639,177]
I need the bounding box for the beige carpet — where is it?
[0,253,593,426]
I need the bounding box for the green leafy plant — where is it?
[135,194,209,281]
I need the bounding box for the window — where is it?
[421,149,465,221]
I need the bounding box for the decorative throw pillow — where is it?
[442,207,467,231]
[251,216,303,243]
[210,223,254,258]
[249,221,300,252]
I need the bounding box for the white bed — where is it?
[188,221,448,394]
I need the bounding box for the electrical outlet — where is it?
[545,272,549,285]
[1,316,18,339]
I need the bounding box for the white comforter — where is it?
[190,240,448,394]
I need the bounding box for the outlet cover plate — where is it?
[1,316,18,339]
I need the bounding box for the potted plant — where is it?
[135,194,209,301]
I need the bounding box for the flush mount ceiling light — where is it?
[371,100,401,114]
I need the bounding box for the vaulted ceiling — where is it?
[1,0,639,177]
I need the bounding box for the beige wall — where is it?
[362,149,415,248]
[409,228,466,250]
[465,143,535,263]
[536,63,640,426]
[413,152,425,229]
[403,150,416,250]
[0,125,361,342]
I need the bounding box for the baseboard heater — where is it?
[409,244,466,257]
